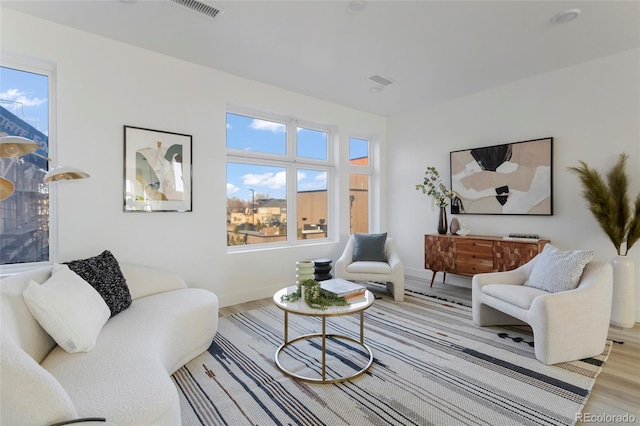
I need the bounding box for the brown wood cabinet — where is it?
[424,234,549,286]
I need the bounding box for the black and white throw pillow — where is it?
[65,250,132,317]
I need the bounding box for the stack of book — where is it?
[503,233,540,242]
[320,278,366,301]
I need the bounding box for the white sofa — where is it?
[1,263,219,426]
[472,257,612,365]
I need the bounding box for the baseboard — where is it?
[218,283,285,308]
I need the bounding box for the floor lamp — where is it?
[0,133,90,200]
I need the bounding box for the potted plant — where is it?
[281,279,349,310]
[568,153,640,327]
[416,166,456,234]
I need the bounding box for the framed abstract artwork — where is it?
[450,137,553,215]
[123,126,192,212]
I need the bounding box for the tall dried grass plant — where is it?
[568,153,640,256]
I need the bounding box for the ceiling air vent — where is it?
[170,0,224,19]
[369,75,395,86]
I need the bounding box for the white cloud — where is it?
[227,183,239,195]
[0,88,46,111]
[242,171,286,189]
[298,172,327,191]
[250,119,285,133]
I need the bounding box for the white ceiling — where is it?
[3,0,639,117]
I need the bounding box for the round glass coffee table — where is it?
[273,286,375,384]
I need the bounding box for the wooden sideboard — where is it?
[424,234,549,287]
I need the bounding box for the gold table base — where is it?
[275,311,374,384]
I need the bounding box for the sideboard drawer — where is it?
[456,239,493,254]
[456,253,494,275]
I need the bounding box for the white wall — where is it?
[388,48,640,321]
[0,9,387,306]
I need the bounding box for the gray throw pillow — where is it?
[65,250,132,317]
[524,244,594,293]
[353,233,388,262]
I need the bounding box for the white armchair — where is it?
[472,256,613,365]
[335,236,405,302]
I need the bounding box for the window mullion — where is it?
[286,162,297,242]
[288,118,297,161]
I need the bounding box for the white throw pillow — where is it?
[23,264,111,353]
[525,244,594,293]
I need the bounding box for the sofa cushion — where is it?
[346,261,392,274]
[23,264,111,353]
[65,250,132,317]
[482,284,549,309]
[524,244,594,293]
[353,233,387,262]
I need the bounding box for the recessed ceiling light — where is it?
[370,85,384,93]
[550,9,581,25]
[348,1,366,14]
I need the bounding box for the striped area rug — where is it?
[172,290,610,426]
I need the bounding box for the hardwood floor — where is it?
[219,279,640,425]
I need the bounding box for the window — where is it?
[226,109,332,247]
[227,162,287,245]
[349,137,370,234]
[297,168,327,240]
[0,62,54,268]
[297,127,327,160]
[226,112,286,155]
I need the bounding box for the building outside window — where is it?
[226,110,332,247]
[0,63,53,269]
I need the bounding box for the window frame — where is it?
[348,135,374,234]
[0,53,58,274]
[226,106,335,251]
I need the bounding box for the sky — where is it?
[0,66,49,139]
[226,112,368,201]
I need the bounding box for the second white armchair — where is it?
[473,250,612,365]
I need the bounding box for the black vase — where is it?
[437,206,447,235]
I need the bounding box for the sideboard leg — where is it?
[430,271,447,287]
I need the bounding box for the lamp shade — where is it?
[0,136,40,158]
[44,165,90,183]
[0,177,15,200]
